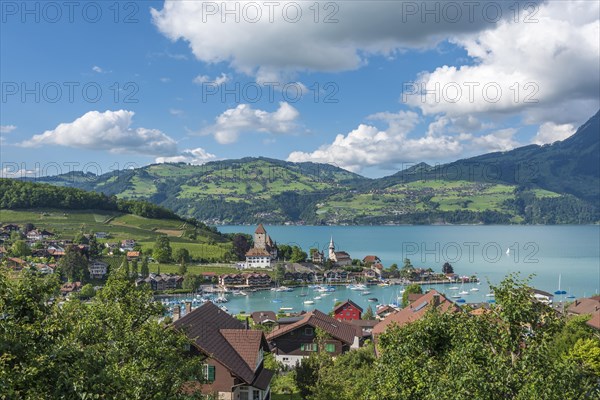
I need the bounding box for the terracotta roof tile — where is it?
[568,298,600,315]
[245,248,272,257]
[255,224,266,234]
[586,310,600,330]
[373,290,460,336]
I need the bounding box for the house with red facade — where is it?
[173,302,274,400]
[266,309,360,367]
[333,299,363,321]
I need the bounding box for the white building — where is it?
[244,224,277,269]
[89,260,108,279]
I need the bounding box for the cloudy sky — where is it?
[1,0,598,178]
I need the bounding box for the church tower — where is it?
[328,236,336,262]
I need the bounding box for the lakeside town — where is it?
[2,220,599,399]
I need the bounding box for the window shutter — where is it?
[207,365,216,382]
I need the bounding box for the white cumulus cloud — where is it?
[288,111,467,172]
[202,102,300,144]
[532,122,576,145]
[404,0,599,126]
[19,110,178,156]
[155,147,217,165]
[151,1,522,81]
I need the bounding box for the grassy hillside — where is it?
[0,209,231,261]
[18,112,600,225]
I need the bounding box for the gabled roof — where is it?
[245,248,271,257]
[173,302,269,384]
[373,290,460,336]
[333,299,363,314]
[255,224,266,234]
[363,255,380,263]
[220,329,264,369]
[251,311,277,324]
[376,305,395,316]
[586,310,600,330]
[267,309,356,345]
[568,298,600,315]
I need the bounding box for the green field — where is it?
[316,180,562,223]
[0,208,230,260]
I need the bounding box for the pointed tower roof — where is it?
[255,224,266,234]
[329,236,334,249]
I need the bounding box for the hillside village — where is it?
[2,219,599,399]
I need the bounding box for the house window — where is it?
[304,327,313,336]
[203,364,215,382]
[300,343,317,352]
[239,388,249,400]
[325,343,335,353]
[253,389,261,400]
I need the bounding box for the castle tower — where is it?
[254,224,267,249]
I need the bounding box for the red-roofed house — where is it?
[174,302,274,400]
[362,255,381,265]
[266,309,360,367]
[333,299,363,321]
[567,297,600,331]
[373,290,461,348]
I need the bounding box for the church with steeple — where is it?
[328,237,352,266]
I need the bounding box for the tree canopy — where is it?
[0,267,206,399]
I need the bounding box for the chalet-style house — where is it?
[266,309,360,367]
[311,249,324,264]
[372,290,460,346]
[333,299,363,321]
[173,302,274,400]
[5,257,27,270]
[60,281,82,296]
[126,251,141,261]
[328,237,352,267]
[362,255,381,265]
[135,273,183,291]
[120,239,136,252]
[375,305,396,320]
[245,224,278,269]
[88,260,108,279]
[251,311,278,327]
[568,296,600,331]
[219,273,272,287]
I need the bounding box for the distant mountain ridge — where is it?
[18,111,600,225]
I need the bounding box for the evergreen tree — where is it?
[363,305,374,320]
[121,255,130,277]
[131,259,138,278]
[153,236,172,263]
[59,246,89,283]
[140,257,150,278]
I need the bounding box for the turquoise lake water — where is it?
[192,225,600,315]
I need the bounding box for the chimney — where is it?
[173,305,181,322]
[432,294,440,308]
[185,301,192,315]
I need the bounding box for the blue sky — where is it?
[1,0,598,178]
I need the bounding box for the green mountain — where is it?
[377,110,600,203]
[20,112,600,225]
